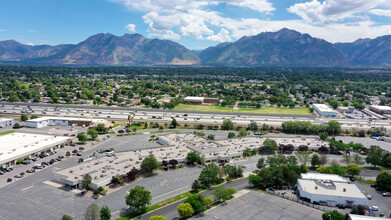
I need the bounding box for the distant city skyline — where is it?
[1,0,391,49]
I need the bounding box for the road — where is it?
[1,103,391,131]
[138,177,249,220]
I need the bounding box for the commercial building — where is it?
[312,104,337,117]
[0,133,72,168]
[26,117,105,128]
[337,106,354,114]
[369,105,391,114]
[183,97,219,104]
[0,118,15,128]
[348,214,385,220]
[297,173,368,207]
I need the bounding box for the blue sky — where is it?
[1,0,391,49]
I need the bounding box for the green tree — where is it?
[111,174,124,187]
[366,145,385,167]
[262,139,278,153]
[77,132,88,143]
[327,121,341,136]
[81,174,92,191]
[149,216,167,220]
[85,204,100,220]
[125,186,152,212]
[296,152,310,165]
[287,156,298,165]
[221,119,235,130]
[342,100,349,107]
[87,128,99,139]
[204,197,214,208]
[141,155,160,175]
[256,158,265,170]
[248,174,262,187]
[191,180,202,192]
[341,153,352,165]
[21,114,28,121]
[227,132,236,138]
[96,124,108,134]
[238,128,248,137]
[328,99,339,109]
[322,210,345,220]
[318,131,328,141]
[311,154,320,167]
[184,194,206,214]
[198,163,220,187]
[248,121,258,131]
[186,152,201,165]
[319,154,328,166]
[30,114,39,119]
[211,187,236,202]
[177,203,194,218]
[346,164,361,177]
[100,205,111,220]
[170,118,178,128]
[316,164,346,176]
[207,134,215,140]
[376,172,391,192]
[62,215,73,220]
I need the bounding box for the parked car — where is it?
[219,162,225,166]
[370,206,379,211]
[366,194,372,200]
[7,178,12,182]
[0,170,4,175]
[5,167,13,172]
[383,192,391,197]
[14,174,23,178]
[76,153,82,156]
[26,169,35,173]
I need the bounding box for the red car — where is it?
[71,134,76,136]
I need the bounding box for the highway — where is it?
[1,103,391,130]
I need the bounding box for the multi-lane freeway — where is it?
[1,102,391,130]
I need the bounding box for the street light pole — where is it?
[71,197,74,218]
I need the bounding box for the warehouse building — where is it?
[312,104,337,117]
[26,117,105,128]
[297,173,368,207]
[0,133,71,168]
[369,105,391,114]
[0,118,15,128]
[184,97,219,104]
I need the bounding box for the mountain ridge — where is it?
[0,29,390,66]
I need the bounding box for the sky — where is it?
[0,0,391,50]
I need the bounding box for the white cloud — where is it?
[26,42,34,46]
[125,23,136,32]
[110,0,391,47]
[369,9,391,17]
[288,0,387,23]
[206,28,232,42]
[0,29,6,32]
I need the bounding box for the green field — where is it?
[174,104,311,115]
[0,130,16,135]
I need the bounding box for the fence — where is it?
[265,188,332,213]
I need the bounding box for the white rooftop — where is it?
[300,173,350,183]
[313,104,335,113]
[371,105,391,111]
[0,118,13,122]
[184,97,205,101]
[0,133,71,165]
[26,116,106,123]
[298,179,366,199]
[349,214,385,220]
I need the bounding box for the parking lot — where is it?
[192,190,323,220]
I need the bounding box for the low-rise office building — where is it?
[183,97,219,104]
[370,105,391,114]
[26,117,105,128]
[0,118,15,128]
[297,173,368,207]
[312,104,337,117]
[0,133,72,168]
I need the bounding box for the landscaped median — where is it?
[115,192,192,220]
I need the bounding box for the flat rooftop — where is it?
[0,133,71,165]
[298,179,367,199]
[313,104,335,113]
[371,105,391,111]
[300,173,350,183]
[0,118,13,122]
[26,116,106,123]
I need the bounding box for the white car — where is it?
[370,206,379,211]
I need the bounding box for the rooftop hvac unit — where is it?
[315,186,318,190]
[343,188,346,192]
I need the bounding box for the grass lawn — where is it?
[358,178,376,185]
[174,104,312,115]
[363,166,390,171]
[115,192,192,220]
[0,130,16,135]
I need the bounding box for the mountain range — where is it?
[0,28,390,66]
